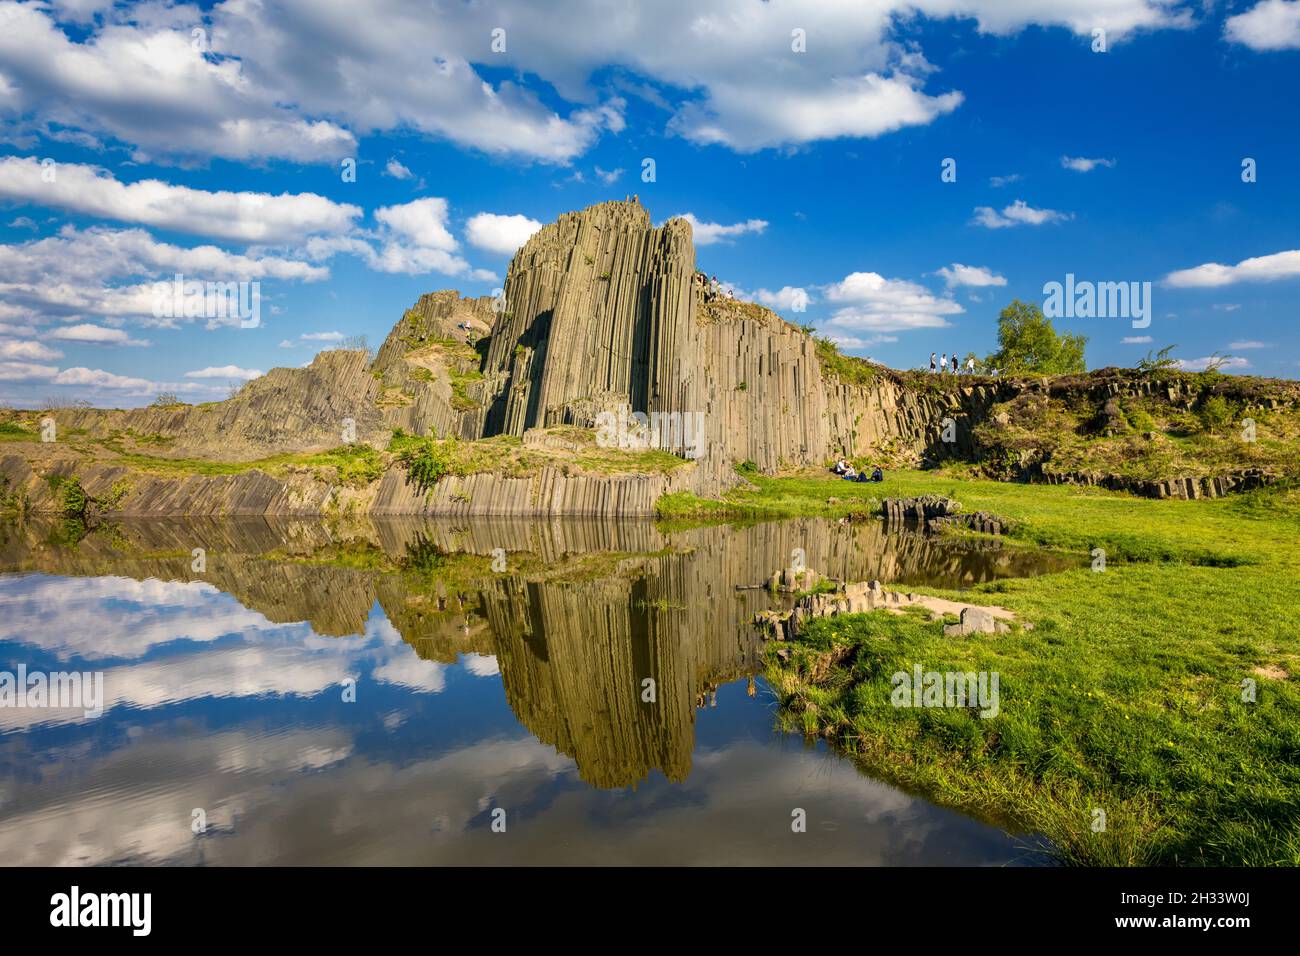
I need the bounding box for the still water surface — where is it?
[0,516,1078,865]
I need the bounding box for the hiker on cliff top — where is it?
[952,353,959,373]
[940,353,947,374]
[966,356,976,375]
[929,352,937,373]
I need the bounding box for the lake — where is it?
[0,515,1078,865]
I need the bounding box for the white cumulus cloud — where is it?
[0,158,361,244]
[1175,355,1250,371]
[935,263,1006,287]
[971,200,1072,229]
[1061,156,1116,172]
[465,212,545,256]
[1164,249,1300,287]
[48,324,149,346]
[52,366,153,390]
[1225,0,1300,50]
[753,286,812,313]
[677,213,768,245]
[384,158,414,180]
[0,339,62,361]
[0,2,358,163]
[822,271,963,331]
[184,366,263,380]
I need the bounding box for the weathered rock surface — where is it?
[943,606,1003,637]
[371,463,689,517]
[1031,465,1275,500]
[50,350,387,459]
[757,578,1015,641]
[882,495,961,523]
[766,566,821,593]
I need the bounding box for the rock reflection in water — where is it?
[0,515,1075,790]
[0,515,1072,864]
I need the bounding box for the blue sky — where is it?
[1,0,1298,407]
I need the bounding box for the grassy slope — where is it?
[710,470,1299,865]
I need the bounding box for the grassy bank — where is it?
[753,470,1300,865]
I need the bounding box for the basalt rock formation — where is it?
[3,198,1298,516]
[369,199,1004,491]
[881,496,1006,534]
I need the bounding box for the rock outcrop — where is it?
[757,579,1016,642]
[447,199,1011,495]
[50,350,387,459]
[1031,465,1275,500]
[881,498,1006,535]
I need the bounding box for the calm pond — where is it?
[0,515,1079,865]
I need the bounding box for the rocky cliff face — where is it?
[371,289,498,441]
[449,199,1001,493]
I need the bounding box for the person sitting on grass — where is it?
[841,464,858,480]
[832,457,848,474]
[871,466,884,482]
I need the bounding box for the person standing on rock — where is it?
[940,353,947,374]
[930,352,937,373]
[952,353,959,373]
[966,355,976,375]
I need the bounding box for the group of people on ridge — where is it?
[832,458,883,482]
[694,270,731,303]
[930,351,977,374]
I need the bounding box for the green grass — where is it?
[814,335,878,387]
[760,470,1300,865]
[266,538,394,571]
[447,366,484,411]
[389,427,692,493]
[0,420,37,441]
[657,469,883,520]
[110,443,385,487]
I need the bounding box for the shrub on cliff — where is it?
[45,474,88,518]
[390,431,459,493]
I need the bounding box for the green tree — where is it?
[985,300,1087,375]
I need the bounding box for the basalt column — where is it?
[480,201,700,450]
